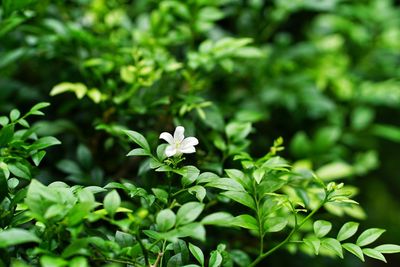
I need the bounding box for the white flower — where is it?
[159,126,199,157]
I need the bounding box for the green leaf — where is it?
[157,209,176,232]
[371,124,400,143]
[314,220,332,238]
[264,217,288,232]
[177,223,206,242]
[124,130,150,152]
[188,185,207,202]
[0,229,40,248]
[8,162,31,180]
[253,168,265,184]
[127,148,150,157]
[221,191,256,210]
[10,109,20,121]
[0,124,14,146]
[230,215,258,231]
[201,212,234,226]
[303,237,321,255]
[337,222,359,241]
[152,188,168,204]
[103,190,121,217]
[189,243,204,266]
[40,255,68,267]
[342,243,364,261]
[374,244,400,254]
[30,136,61,151]
[316,162,353,180]
[69,257,88,267]
[176,202,204,226]
[362,248,387,263]
[77,145,92,168]
[356,228,385,247]
[209,251,222,267]
[29,102,50,112]
[0,171,7,203]
[321,238,343,258]
[32,151,46,166]
[206,178,245,192]
[0,116,9,126]
[62,239,89,258]
[167,253,183,267]
[181,166,200,187]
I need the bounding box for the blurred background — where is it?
[1,0,399,266]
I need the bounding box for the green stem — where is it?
[159,240,167,267]
[249,198,327,267]
[137,231,150,267]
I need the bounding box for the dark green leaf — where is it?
[221,191,255,210]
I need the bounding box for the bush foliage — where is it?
[1,0,400,266]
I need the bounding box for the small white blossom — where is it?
[159,126,199,157]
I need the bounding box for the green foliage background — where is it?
[1,0,400,266]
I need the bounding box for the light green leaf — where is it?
[0,229,40,248]
[157,209,176,232]
[176,202,204,226]
[316,162,353,180]
[10,109,20,121]
[209,251,222,267]
[303,237,321,255]
[264,217,288,232]
[206,178,245,192]
[321,238,343,258]
[30,136,61,151]
[201,212,234,226]
[374,244,400,254]
[253,168,265,184]
[362,248,387,263]
[230,215,258,231]
[181,166,200,187]
[189,243,204,266]
[342,243,364,261]
[127,148,151,157]
[314,220,332,238]
[188,185,207,202]
[356,228,385,247]
[124,130,150,152]
[103,190,121,217]
[337,222,359,241]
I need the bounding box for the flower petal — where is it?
[174,126,185,142]
[159,132,174,144]
[165,145,177,157]
[181,137,199,148]
[179,146,196,154]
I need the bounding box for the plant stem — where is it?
[137,231,150,267]
[249,199,327,267]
